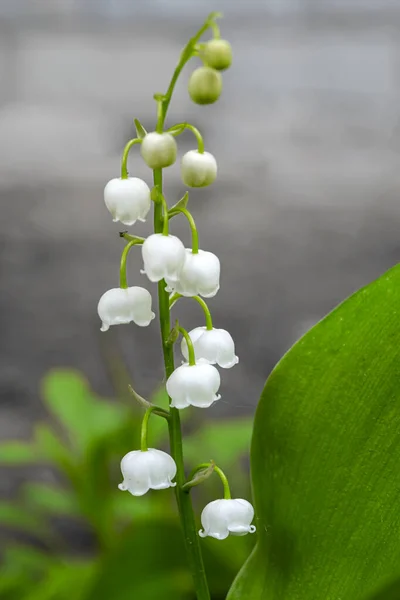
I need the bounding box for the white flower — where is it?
[97,287,155,331]
[166,360,221,409]
[165,249,220,298]
[140,132,177,169]
[199,499,256,540]
[181,327,239,369]
[118,448,177,496]
[181,150,217,188]
[104,177,151,226]
[141,234,186,283]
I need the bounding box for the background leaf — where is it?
[22,483,79,517]
[0,502,48,536]
[0,442,37,465]
[184,418,252,468]
[85,520,190,600]
[228,264,400,600]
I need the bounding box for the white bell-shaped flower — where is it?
[181,150,217,188]
[181,327,239,369]
[166,359,221,409]
[98,287,155,331]
[104,177,151,226]
[166,249,220,298]
[199,499,256,540]
[141,234,186,283]
[118,448,177,496]
[140,132,177,169]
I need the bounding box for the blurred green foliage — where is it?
[0,369,254,600]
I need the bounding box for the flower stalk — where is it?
[97,12,253,600]
[119,239,143,289]
[153,166,210,599]
[121,138,141,179]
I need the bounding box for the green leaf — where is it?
[133,118,147,139]
[182,462,215,491]
[23,483,79,517]
[368,578,400,599]
[23,561,95,600]
[41,369,128,452]
[0,441,37,464]
[169,192,189,215]
[85,520,190,600]
[3,545,55,574]
[34,423,76,474]
[41,369,93,448]
[184,417,252,468]
[0,502,46,536]
[228,264,400,600]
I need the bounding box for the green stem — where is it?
[121,138,141,179]
[160,194,169,236]
[140,406,156,452]
[190,463,232,499]
[210,21,221,39]
[153,167,210,600]
[178,326,196,366]
[120,240,142,289]
[156,17,214,132]
[167,123,205,153]
[170,294,213,330]
[169,207,199,253]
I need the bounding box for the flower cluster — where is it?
[96,12,255,550]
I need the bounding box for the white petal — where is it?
[167,249,220,298]
[119,450,151,496]
[200,499,230,539]
[181,150,217,188]
[181,326,205,362]
[166,361,221,410]
[104,177,151,226]
[146,448,177,490]
[181,327,238,368]
[197,328,238,369]
[199,498,256,540]
[97,287,155,330]
[142,234,186,283]
[126,287,155,326]
[119,449,176,496]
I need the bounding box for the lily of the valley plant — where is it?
[98,13,254,599]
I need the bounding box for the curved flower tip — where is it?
[181,326,238,369]
[166,249,220,298]
[119,448,177,496]
[141,234,186,283]
[98,286,155,331]
[199,498,256,540]
[104,177,151,226]
[166,360,221,409]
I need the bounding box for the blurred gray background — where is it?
[1,0,400,447]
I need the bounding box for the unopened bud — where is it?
[141,132,177,169]
[188,67,222,105]
[202,39,232,71]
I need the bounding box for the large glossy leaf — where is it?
[368,578,400,600]
[228,264,400,600]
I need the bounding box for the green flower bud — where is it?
[202,39,232,71]
[140,132,177,169]
[188,67,222,105]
